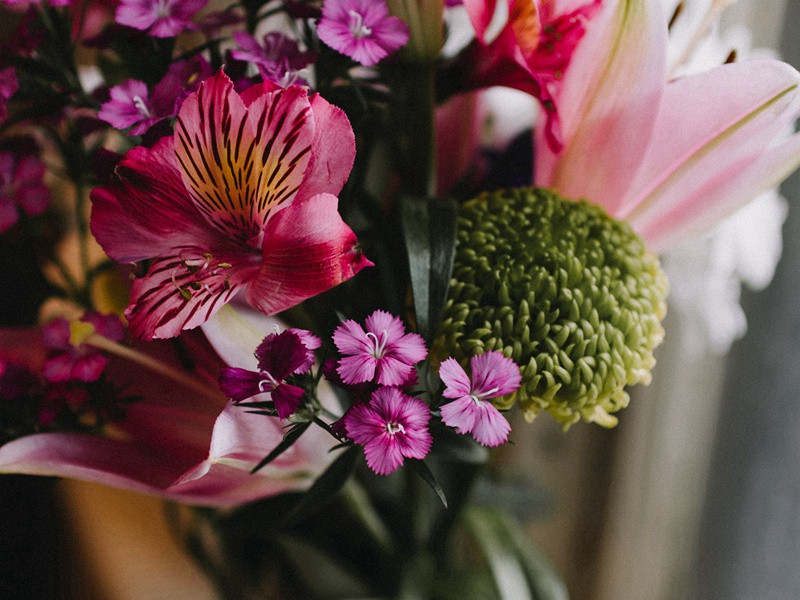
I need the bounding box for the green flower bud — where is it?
[433,188,669,429]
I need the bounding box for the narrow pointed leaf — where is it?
[408,458,448,508]
[250,421,312,474]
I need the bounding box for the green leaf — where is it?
[283,446,360,526]
[400,196,458,341]
[250,422,312,474]
[407,459,448,508]
[463,507,569,600]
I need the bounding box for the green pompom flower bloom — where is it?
[434,188,669,428]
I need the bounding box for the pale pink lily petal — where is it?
[536,0,668,215]
[620,59,800,237]
[246,192,373,315]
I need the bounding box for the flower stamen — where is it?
[348,10,372,38]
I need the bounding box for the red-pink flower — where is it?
[0,150,51,232]
[439,352,520,447]
[344,386,431,475]
[333,310,427,386]
[317,0,410,66]
[41,313,125,383]
[231,32,316,87]
[459,0,601,150]
[219,329,321,419]
[91,71,371,340]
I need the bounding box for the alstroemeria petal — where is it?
[90,137,211,263]
[246,192,372,315]
[294,92,355,204]
[620,59,800,236]
[537,0,667,215]
[125,253,256,339]
[174,72,314,245]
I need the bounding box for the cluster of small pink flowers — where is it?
[218,310,521,476]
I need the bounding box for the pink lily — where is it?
[91,71,371,340]
[0,309,335,508]
[535,0,800,253]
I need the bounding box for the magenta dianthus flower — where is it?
[41,313,125,383]
[333,310,426,387]
[0,151,50,233]
[231,32,316,87]
[98,79,165,135]
[317,0,409,66]
[344,386,431,475]
[438,351,521,447]
[219,329,320,419]
[115,0,206,38]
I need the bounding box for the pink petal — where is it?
[332,319,371,356]
[618,59,800,241]
[174,73,314,245]
[469,402,511,447]
[375,355,415,387]
[343,401,385,446]
[439,357,472,398]
[364,310,406,342]
[254,330,308,379]
[71,353,109,382]
[337,353,377,385]
[536,0,667,215]
[462,0,501,43]
[469,350,522,397]
[125,252,255,340]
[245,192,372,315]
[363,437,404,475]
[90,136,213,263]
[218,366,262,401]
[272,383,304,419]
[440,395,479,434]
[42,354,76,382]
[201,305,285,371]
[294,92,356,205]
[387,333,427,365]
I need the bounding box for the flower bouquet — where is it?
[2,0,800,597]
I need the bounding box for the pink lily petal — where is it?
[536,0,668,215]
[246,192,372,315]
[174,73,313,245]
[90,137,213,263]
[439,357,472,399]
[620,59,800,232]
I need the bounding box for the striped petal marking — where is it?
[174,72,315,248]
[126,246,258,339]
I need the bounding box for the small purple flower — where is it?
[438,351,521,447]
[231,32,316,87]
[98,80,162,134]
[317,0,410,66]
[219,329,321,419]
[115,0,207,38]
[98,58,211,135]
[0,68,18,124]
[333,310,427,387]
[42,313,126,383]
[344,386,431,475]
[0,151,50,233]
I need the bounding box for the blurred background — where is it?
[2,0,800,598]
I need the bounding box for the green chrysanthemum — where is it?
[433,188,669,428]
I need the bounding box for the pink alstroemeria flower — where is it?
[0,312,335,508]
[458,0,601,150]
[344,386,432,475]
[91,71,371,340]
[439,351,521,447]
[535,0,800,253]
[317,0,410,66]
[333,310,427,386]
